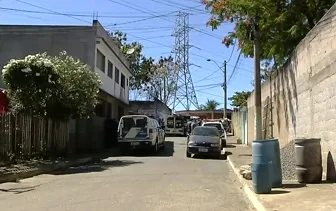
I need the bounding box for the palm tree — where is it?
[199,99,220,110]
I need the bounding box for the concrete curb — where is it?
[227,156,267,211]
[0,157,93,184]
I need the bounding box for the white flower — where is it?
[38,89,42,93]
[43,60,53,67]
[48,78,55,84]
[2,68,7,74]
[21,68,32,73]
[35,73,40,76]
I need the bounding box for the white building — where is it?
[0,20,132,119]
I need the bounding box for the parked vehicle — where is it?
[165,115,186,136]
[201,121,227,147]
[0,89,8,116]
[186,126,223,159]
[118,115,165,153]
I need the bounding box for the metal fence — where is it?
[0,113,69,163]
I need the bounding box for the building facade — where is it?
[176,109,233,119]
[129,98,172,125]
[0,20,131,119]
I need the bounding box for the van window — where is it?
[121,116,147,129]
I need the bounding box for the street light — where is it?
[207,59,227,119]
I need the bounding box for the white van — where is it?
[118,115,165,153]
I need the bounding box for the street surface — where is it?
[0,137,253,211]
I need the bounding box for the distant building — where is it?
[0,20,131,119]
[176,109,233,119]
[129,98,172,125]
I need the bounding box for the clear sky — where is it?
[0,0,254,111]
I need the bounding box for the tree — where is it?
[199,99,220,110]
[2,52,101,119]
[109,31,155,90]
[228,91,252,107]
[250,62,276,86]
[146,56,177,105]
[203,0,335,67]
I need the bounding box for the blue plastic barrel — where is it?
[251,161,272,194]
[252,139,282,188]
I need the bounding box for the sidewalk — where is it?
[226,137,336,211]
[0,148,119,184]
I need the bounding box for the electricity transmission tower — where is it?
[172,12,198,111]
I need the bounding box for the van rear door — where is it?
[119,116,149,140]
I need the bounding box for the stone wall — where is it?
[246,4,336,178]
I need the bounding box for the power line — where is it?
[14,0,91,24]
[149,0,204,13]
[228,50,243,83]
[0,6,204,18]
[106,0,223,41]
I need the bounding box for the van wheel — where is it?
[153,141,159,153]
[161,138,165,150]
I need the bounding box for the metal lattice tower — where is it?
[172,12,198,111]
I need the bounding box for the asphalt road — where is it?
[0,137,253,211]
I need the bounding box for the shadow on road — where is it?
[118,141,175,157]
[0,185,40,194]
[225,151,232,156]
[193,152,229,160]
[225,144,236,148]
[50,159,143,175]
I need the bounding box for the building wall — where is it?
[232,111,242,139]
[0,25,96,90]
[0,21,131,106]
[245,4,336,177]
[93,21,131,105]
[129,98,172,122]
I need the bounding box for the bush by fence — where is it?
[0,113,69,164]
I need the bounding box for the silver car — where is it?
[186,126,223,159]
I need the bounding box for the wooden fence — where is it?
[0,113,69,163]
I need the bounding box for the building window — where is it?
[121,73,125,88]
[96,49,105,72]
[115,67,119,84]
[108,60,113,79]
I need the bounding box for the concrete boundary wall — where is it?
[239,3,336,178]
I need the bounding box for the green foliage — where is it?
[109,31,155,90]
[146,56,177,105]
[199,99,220,110]
[204,0,335,66]
[50,51,102,118]
[2,52,102,119]
[228,91,251,107]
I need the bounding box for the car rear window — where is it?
[191,127,219,136]
[203,123,222,130]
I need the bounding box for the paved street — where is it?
[0,137,252,211]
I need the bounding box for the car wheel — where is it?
[222,140,227,147]
[155,141,159,152]
[186,151,191,158]
[161,138,165,150]
[216,152,222,159]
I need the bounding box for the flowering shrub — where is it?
[2,52,102,119]
[50,51,102,118]
[2,53,59,115]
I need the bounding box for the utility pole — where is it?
[253,16,262,140]
[223,60,227,119]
